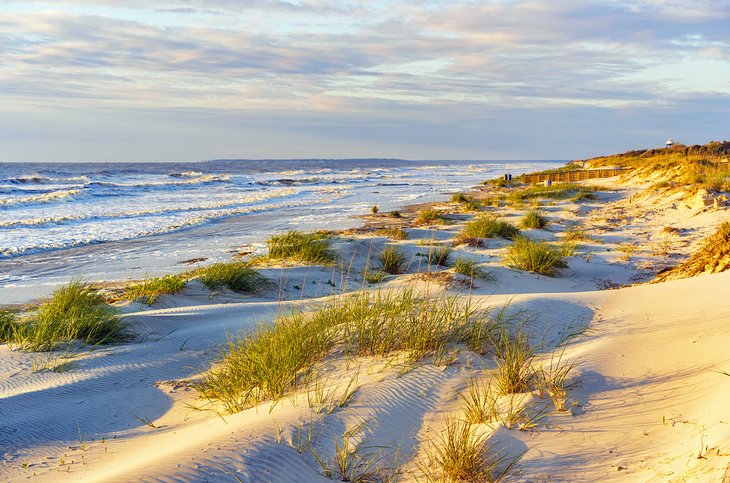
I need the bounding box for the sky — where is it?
[0,0,729,162]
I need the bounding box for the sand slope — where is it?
[3,269,729,481]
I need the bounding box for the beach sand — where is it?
[2,168,730,481]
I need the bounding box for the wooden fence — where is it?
[522,167,631,184]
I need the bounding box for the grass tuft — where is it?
[415,209,447,226]
[201,288,481,412]
[428,247,452,267]
[503,237,567,276]
[122,274,186,304]
[422,417,500,482]
[197,261,274,294]
[9,280,127,351]
[459,216,520,241]
[378,246,406,274]
[520,210,549,229]
[453,257,493,281]
[376,227,408,240]
[266,230,336,265]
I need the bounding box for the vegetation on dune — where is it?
[520,210,550,229]
[414,209,448,226]
[503,237,567,276]
[122,274,186,304]
[200,288,507,412]
[375,226,408,240]
[265,230,336,265]
[655,220,730,282]
[504,183,604,203]
[427,246,452,267]
[378,245,406,274]
[453,257,493,281]
[458,216,520,241]
[0,310,16,343]
[586,141,730,193]
[196,261,274,294]
[6,280,127,351]
[451,193,482,211]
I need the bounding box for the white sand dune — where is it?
[2,179,730,481]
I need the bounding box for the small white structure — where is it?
[666,138,674,148]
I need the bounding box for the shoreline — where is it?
[3,149,730,481]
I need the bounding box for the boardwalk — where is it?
[522,167,630,184]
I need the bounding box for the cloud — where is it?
[0,0,728,160]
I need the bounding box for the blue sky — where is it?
[1,0,728,161]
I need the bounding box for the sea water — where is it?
[0,159,562,303]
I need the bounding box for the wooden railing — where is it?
[522,167,631,184]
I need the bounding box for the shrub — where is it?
[11,280,127,351]
[389,210,402,218]
[266,230,336,265]
[198,261,274,293]
[460,216,520,240]
[123,274,186,304]
[520,210,549,229]
[378,246,406,274]
[415,209,447,225]
[503,237,567,276]
[370,205,379,214]
[428,246,452,267]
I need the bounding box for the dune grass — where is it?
[453,257,493,281]
[415,209,447,226]
[0,310,16,342]
[363,270,387,284]
[655,220,730,281]
[8,280,127,351]
[201,310,337,413]
[266,230,336,265]
[196,261,274,294]
[505,183,603,203]
[122,274,186,304]
[459,216,520,241]
[520,210,549,229]
[201,288,487,412]
[428,246,452,267]
[564,226,590,242]
[503,237,567,276]
[378,246,406,274]
[451,193,482,211]
[376,227,408,240]
[421,417,500,482]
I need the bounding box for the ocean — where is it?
[0,159,562,303]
